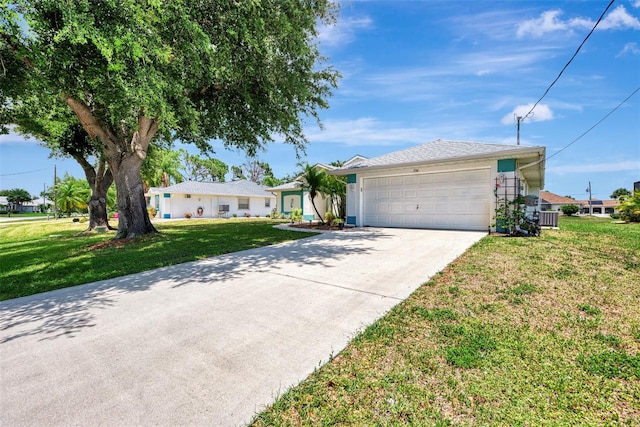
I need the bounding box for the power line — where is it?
[546,86,639,162]
[0,167,50,177]
[523,0,616,120]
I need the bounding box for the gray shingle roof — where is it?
[159,180,272,197]
[338,139,544,170]
[266,181,302,191]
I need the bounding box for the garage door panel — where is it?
[363,169,490,230]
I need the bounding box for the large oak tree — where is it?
[1,0,339,238]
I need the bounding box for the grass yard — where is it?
[0,218,315,301]
[252,216,640,426]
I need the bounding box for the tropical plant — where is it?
[561,204,580,216]
[141,146,184,189]
[300,164,327,224]
[291,208,303,223]
[55,175,90,216]
[6,188,33,208]
[493,191,536,236]
[617,190,640,222]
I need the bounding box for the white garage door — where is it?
[363,169,491,230]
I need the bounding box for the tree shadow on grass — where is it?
[0,228,392,344]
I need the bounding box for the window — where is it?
[238,197,250,210]
[265,198,271,208]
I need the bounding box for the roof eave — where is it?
[329,146,545,176]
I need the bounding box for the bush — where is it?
[324,211,335,224]
[291,208,303,223]
[147,206,157,219]
[561,204,580,216]
[617,190,640,222]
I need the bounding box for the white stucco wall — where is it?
[155,193,275,219]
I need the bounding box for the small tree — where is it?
[300,164,327,224]
[610,188,632,200]
[561,204,580,216]
[55,175,90,217]
[6,188,33,211]
[617,190,640,222]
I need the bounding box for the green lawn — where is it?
[0,218,314,301]
[252,216,640,426]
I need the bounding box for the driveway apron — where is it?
[0,228,485,426]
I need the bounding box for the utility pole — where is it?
[516,116,523,146]
[514,112,533,145]
[53,164,57,219]
[586,181,592,216]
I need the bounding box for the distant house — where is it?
[0,195,41,213]
[577,199,620,215]
[267,156,366,221]
[146,180,275,219]
[540,191,578,212]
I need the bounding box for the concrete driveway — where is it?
[0,227,485,426]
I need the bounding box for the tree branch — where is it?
[0,33,34,68]
[62,96,115,146]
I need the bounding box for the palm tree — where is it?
[56,178,90,216]
[141,147,184,190]
[300,164,327,224]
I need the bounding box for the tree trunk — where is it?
[309,191,325,224]
[109,150,157,239]
[64,97,159,239]
[73,155,114,231]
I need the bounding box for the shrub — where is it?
[617,190,640,222]
[147,206,157,219]
[291,208,303,223]
[324,211,335,224]
[561,204,580,216]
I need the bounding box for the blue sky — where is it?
[1,0,639,201]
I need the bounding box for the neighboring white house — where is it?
[330,139,546,232]
[0,195,41,213]
[146,180,275,219]
[267,157,367,221]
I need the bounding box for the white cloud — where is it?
[516,6,640,38]
[633,0,640,8]
[599,5,640,30]
[501,104,554,125]
[0,129,38,145]
[516,10,573,38]
[316,16,373,47]
[305,118,427,147]
[618,42,640,56]
[549,160,640,174]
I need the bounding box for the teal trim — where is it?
[347,216,356,225]
[163,213,171,219]
[303,214,314,221]
[163,193,171,198]
[497,159,516,172]
[346,174,357,184]
[281,190,303,214]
